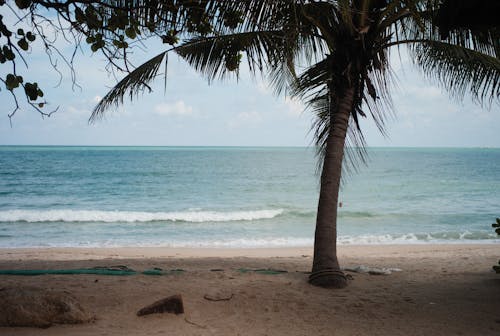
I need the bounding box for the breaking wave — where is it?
[0,209,284,223]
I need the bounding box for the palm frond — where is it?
[308,90,367,182]
[434,0,500,53]
[175,30,289,82]
[293,58,330,99]
[360,48,396,136]
[89,1,307,122]
[174,0,327,94]
[90,51,167,122]
[266,0,329,95]
[379,1,499,107]
[410,40,500,106]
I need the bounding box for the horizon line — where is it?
[1,145,499,149]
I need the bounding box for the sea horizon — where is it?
[1,145,499,149]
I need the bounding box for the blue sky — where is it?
[0,19,499,147]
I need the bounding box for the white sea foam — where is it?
[0,209,284,223]
[1,234,498,249]
[337,231,498,245]
[163,237,314,248]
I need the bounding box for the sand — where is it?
[0,244,499,335]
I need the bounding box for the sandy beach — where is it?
[0,244,499,335]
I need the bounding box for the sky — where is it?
[0,14,499,147]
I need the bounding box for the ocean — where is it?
[0,146,498,248]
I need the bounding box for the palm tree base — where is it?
[308,269,348,288]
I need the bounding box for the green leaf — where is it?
[223,10,243,29]
[17,38,28,51]
[75,7,85,24]
[16,28,24,36]
[24,82,38,100]
[161,34,178,45]
[0,22,12,38]
[14,0,31,10]
[225,52,242,71]
[90,51,167,122]
[3,46,15,61]
[85,6,102,30]
[5,73,19,90]
[25,32,35,42]
[125,27,136,39]
[117,15,128,30]
[146,22,156,32]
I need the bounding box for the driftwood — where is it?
[137,294,184,316]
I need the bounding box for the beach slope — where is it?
[0,244,499,335]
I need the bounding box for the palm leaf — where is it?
[90,51,167,122]
[88,0,304,122]
[308,89,367,181]
[376,1,499,119]
[410,40,500,105]
[175,30,291,82]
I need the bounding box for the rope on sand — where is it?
[0,266,185,276]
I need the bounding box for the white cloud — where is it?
[227,111,263,129]
[284,96,304,117]
[256,81,272,95]
[405,85,442,100]
[65,105,89,116]
[154,101,194,117]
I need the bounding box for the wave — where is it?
[0,231,497,248]
[159,237,314,248]
[338,230,498,245]
[0,209,284,223]
[338,211,377,218]
[2,233,497,248]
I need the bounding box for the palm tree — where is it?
[87,0,500,288]
[279,0,499,288]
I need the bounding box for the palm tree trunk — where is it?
[309,86,354,288]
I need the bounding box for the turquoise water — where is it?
[0,146,498,247]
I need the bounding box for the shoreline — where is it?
[0,243,497,260]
